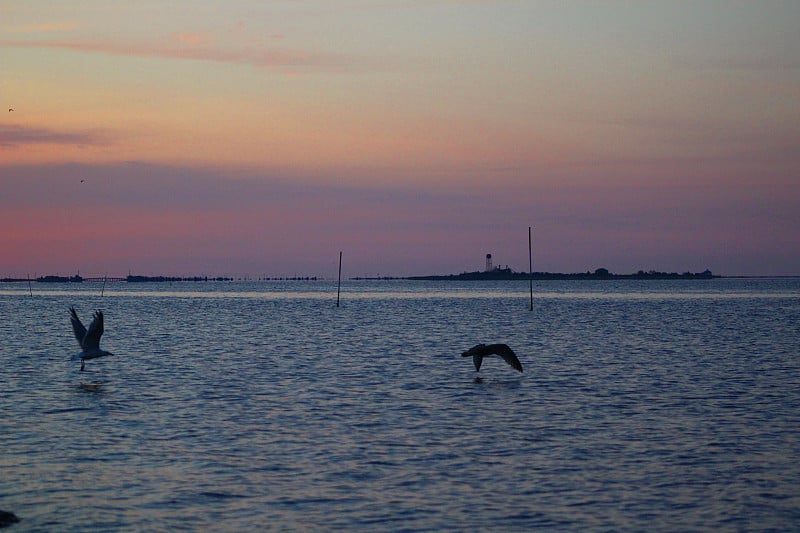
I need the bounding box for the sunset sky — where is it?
[2,1,798,277]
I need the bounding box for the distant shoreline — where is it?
[362,268,720,281]
[0,274,321,283]
[4,270,800,284]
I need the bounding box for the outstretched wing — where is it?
[69,306,87,348]
[83,310,105,351]
[487,343,523,373]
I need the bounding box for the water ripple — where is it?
[1,280,799,531]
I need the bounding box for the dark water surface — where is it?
[1,279,799,531]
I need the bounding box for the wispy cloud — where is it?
[2,160,798,276]
[0,124,111,148]
[1,35,349,70]
[2,21,79,33]
[173,33,212,47]
[680,55,800,72]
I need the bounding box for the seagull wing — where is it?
[486,343,523,373]
[69,307,87,348]
[83,310,104,351]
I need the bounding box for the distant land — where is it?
[126,275,320,282]
[7,268,796,283]
[0,274,320,283]
[357,267,719,281]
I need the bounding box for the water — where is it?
[1,279,799,531]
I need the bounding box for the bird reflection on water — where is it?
[78,381,104,393]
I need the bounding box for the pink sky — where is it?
[2,1,799,277]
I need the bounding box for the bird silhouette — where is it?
[461,343,523,373]
[8,107,13,112]
[69,307,113,371]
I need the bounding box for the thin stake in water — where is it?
[27,273,33,297]
[528,227,533,310]
[337,251,342,307]
[101,275,107,297]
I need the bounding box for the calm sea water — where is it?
[1,279,799,531]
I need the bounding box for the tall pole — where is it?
[529,226,533,311]
[336,251,342,307]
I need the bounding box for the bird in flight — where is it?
[461,343,523,373]
[8,107,13,112]
[69,307,114,371]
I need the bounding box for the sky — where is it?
[1,0,799,278]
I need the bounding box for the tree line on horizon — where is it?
[2,267,716,283]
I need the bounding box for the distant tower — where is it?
[485,253,493,272]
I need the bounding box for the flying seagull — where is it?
[8,107,13,112]
[69,307,113,371]
[461,343,523,373]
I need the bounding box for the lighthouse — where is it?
[485,253,493,272]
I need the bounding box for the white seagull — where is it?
[69,307,113,371]
[461,343,523,373]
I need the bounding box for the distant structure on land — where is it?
[407,265,717,281]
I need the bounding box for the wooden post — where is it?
[101,275,107,297]
[27,274,33,297]
[336,251,342,307]
[529,226,533,311]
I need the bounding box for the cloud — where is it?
[0,124,111,148]
[1,36,349,71]
[2,22,79,33]
[680,55,800,72]
[0,161,469,216]
[173,33,212,46]
[0,161,504,276]
[1,160,799,276]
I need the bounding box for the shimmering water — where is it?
[1,279,799,531]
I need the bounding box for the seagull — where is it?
[461,343,523,373]
[8,107,13,112]
[69,307,113,371]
